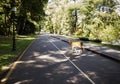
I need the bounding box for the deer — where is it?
[69,38,83,55]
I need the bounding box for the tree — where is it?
[0,0,48,35]
[44,0,70,34]
[44,0,120,43]
[17,0,48,35]
[0,0,12,36]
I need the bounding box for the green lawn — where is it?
[0,35,37,73]
[86,41,120,50]
[100,43,120,51]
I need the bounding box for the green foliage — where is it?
[17,0,48,35]
[77,0,120,43]
[0,35,36,72]
[101,25,119,42]
[44,0,72,34]
[0,0,48,35]
[0,0,119,43]
[21,0,45,15]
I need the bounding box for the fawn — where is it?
[69,38,83,54]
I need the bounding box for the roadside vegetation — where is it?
[0,0,48,74]
[44,0,120,45]
[0,35,36,73]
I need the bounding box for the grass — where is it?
[88,41,120,50]
[0,35,37,73]
[100,43,120,51]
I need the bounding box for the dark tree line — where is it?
[0,0,48,36]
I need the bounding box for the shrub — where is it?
[91,39,102,43]
[79,37,89,41]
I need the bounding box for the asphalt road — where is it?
[4,34,120,84]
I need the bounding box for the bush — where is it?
[79,37,89,41]
[91,39,102,43]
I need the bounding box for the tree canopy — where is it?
[43,0,120,44]
[0,0,120,44]
[0,0,48,35]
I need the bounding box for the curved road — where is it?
[2,34,120,84]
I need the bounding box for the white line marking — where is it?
[48,36,95,84]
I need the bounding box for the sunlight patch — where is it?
[14,79,32,84]
[87,71,98,79]
[33,52,40,56]
[66,73,85,83]
[25,60,35,63]
[35,65,47,68]
[105,49,120,54]
[36,55,68,62]
[66,76,80,83]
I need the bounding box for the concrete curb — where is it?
[85,48,120,62]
